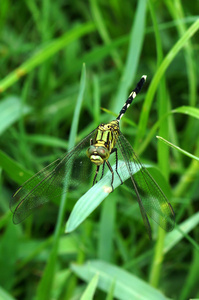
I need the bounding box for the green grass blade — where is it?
[0,150,33,185]
[0,96,31,135]
[101,107,136,127]
[25,134,68,149]
[80,273,99,300]
[135,18,199,147]
[70,34,128,74]
[71,260,168,300]
[98,195,116,261]
[173,154,199,201]
[2,2,199,299]
[36,65,87,300]
[0,23,94,92]
[165,0,197,107]
[0,286,16,300]
[105,280,115,300]
[172,106,199,119]
[147,2,170,287]
[68,63,86,148]
[179,249,199,300]
[164,212,199,253]
[156,136,199,162]
[90,0,123,71]
[111,0,147,114]
[139,105,199,156]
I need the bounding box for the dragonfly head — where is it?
[87,145,110,165]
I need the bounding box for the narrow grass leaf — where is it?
[0,223,18,291]
[36,65,87,300]
[105,279,115,300]
[25,134,68,149]
[156,136,199,162]
[80,273,99,300]
[71,260,167,300]
[101,108,136,127]
[111,0,147,114]
[179,248,199,300]
[72,35,129,73]
[90,0,123,70]
[93,75,100,127]
[0,23,94,92]
[0,96,31,135]
[165,0,197,107]
[135,18,199,147]
[0,287,16,300]
[164,212,199,253]
[68,63,86,148]
[52,269,71,300]
[0,150,33,184]
[172,106,199,119]
[98,195,115,261]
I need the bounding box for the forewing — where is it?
[116,131,175,232]
[11,129,97,224]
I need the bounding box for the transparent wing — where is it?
[10,129,97,224]
[116,131,175,236]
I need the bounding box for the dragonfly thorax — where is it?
[87,144,110,165]
[98,120,119,132]
[86,120,120,166]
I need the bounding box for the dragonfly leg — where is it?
[99,161,106,181]
[112,148,123,185]
[105,160,114,191]
[90,138,94,145]
[93,165,100,186]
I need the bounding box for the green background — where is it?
[0,0,199,299]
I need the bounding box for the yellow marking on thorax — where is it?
[94,120,120,152]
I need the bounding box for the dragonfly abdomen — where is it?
[116,75,147,121]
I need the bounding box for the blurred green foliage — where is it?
[0,0,199,299]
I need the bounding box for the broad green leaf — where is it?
[65,163,169,233]
[71,260,167,300]
[65,161,139,233]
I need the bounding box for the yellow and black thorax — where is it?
[86,120,119,166]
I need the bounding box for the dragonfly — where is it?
[10,75,175,238]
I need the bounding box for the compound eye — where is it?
[97,147,109,159]
[86,146,96,157]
